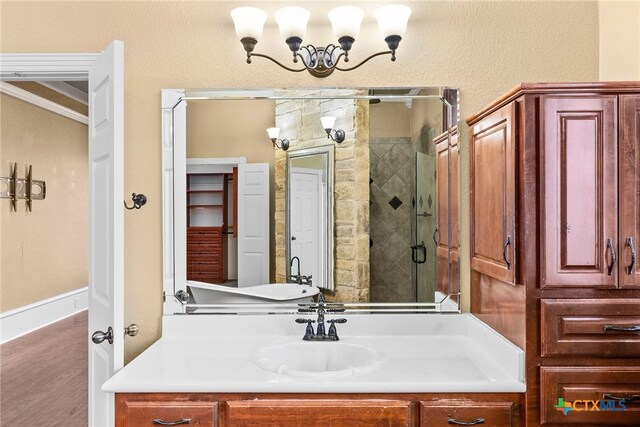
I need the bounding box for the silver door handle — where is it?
[124,324,139,337]
[291,235,297,241]
[92,327,113,344]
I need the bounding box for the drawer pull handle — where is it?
[153,419,191,426]
[607,238,616,275]
[603,393,640,402]
[626,236,636,275]
[604,325,640,333]
[448,418,485,425]
[503,236,511,270]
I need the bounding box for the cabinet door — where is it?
[225,399,412,427]
[470,104,517,284]
[542,95,618,288]
[620,95,640,288]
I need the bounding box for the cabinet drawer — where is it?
[187,242,221,252]
[420,401,514,426]
[187,227,222,238]
[187,252,221,263]
[541,299,640,357]
[225,399,413,427]
[541,367,640,425]
[119,401,217,427]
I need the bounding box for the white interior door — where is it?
[290,167,322,285]
[237,163,269,287]
[88,40,124,427]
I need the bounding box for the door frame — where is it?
[0,50,124,426]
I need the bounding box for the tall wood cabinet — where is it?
[434,128,459,295]
[186,173,231,284]
[468,82,640,426]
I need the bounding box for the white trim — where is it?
[0,287,89,344]
[38,80,88,105]
[186,157,247,174]
[0,53,100,81]
[0,81,88,124]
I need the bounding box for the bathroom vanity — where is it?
[104,314,525,426]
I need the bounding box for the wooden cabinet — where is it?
[470,104,517,285]
[540,367,640,425]
[116,393,522,427]
[116,399,218,427]
[620,95,640,289]
[186,173,232,284]
[225,399,412,427]
[467,82,640,426]
[421,400,515,426]
[542,95,618,289]
[434,128,459,294]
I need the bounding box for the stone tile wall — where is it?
[274,90,370,302]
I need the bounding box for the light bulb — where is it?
[267,127,280,140]
[275,7,310,40]
[328,6,364,39]
[320,116,336,131]
[231,7,268,40]
[375,5,412,38]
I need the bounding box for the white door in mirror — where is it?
[290,167,322,284]
[237,163,270,287]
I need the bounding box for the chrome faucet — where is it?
[289,256,313,286]
[295,294,347,341]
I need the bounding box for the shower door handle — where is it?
[411,243,426,264]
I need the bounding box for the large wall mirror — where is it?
[162,88,459,314]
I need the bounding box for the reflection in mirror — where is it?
[285,146,334,291]
[164,88,459,312]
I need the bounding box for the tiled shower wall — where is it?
[369,136,415,301]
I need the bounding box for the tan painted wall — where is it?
[370,102,411,138]
[0,1,599,361]
[186,99,276,280]
[599,0,640,80]
[0,94,88,311]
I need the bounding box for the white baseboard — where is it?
[0,287,88,344]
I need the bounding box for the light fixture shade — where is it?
[275,7,310,40]
[266,127,280,140]
[375,5,412,38]
[231,7,268,40]
[320,116,336,131]
[328,6,364,39]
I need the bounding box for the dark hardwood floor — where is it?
[1,311,88,426]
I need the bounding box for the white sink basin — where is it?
[255,342,382,378]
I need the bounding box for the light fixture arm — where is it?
[270,137,290,151]
[326,129,345,144]
[239,36,401,78]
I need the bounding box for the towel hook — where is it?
[124,193,147,210]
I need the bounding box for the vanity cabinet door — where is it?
[117,400,218,427]
[619,95,640,289]
[541,95,618,289]
[420,400,514,426]
[224,399,413,427]
[470,103,517,284]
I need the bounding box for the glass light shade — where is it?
[275,7,310,39]
[267,127,280,139]
[328,6,364,39]
[375,5,412,38]
[231,7,268,39]
[320,116,336,131]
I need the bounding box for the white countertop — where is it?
[103,313,525,393]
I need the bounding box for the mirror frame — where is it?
[286,144,335,292]
[161,88,460,315]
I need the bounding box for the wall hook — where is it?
[124,193,147,210]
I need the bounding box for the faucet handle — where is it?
[295,318,316,340]
[327,318,347,339]
[295,318,316,324]
[328,318,347,324]
[297,307,316,313]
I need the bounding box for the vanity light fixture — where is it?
[230,5,411,78]
[266,127,290,151]
[321,116,345,144]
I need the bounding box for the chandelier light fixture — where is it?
[230,5,412,78]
